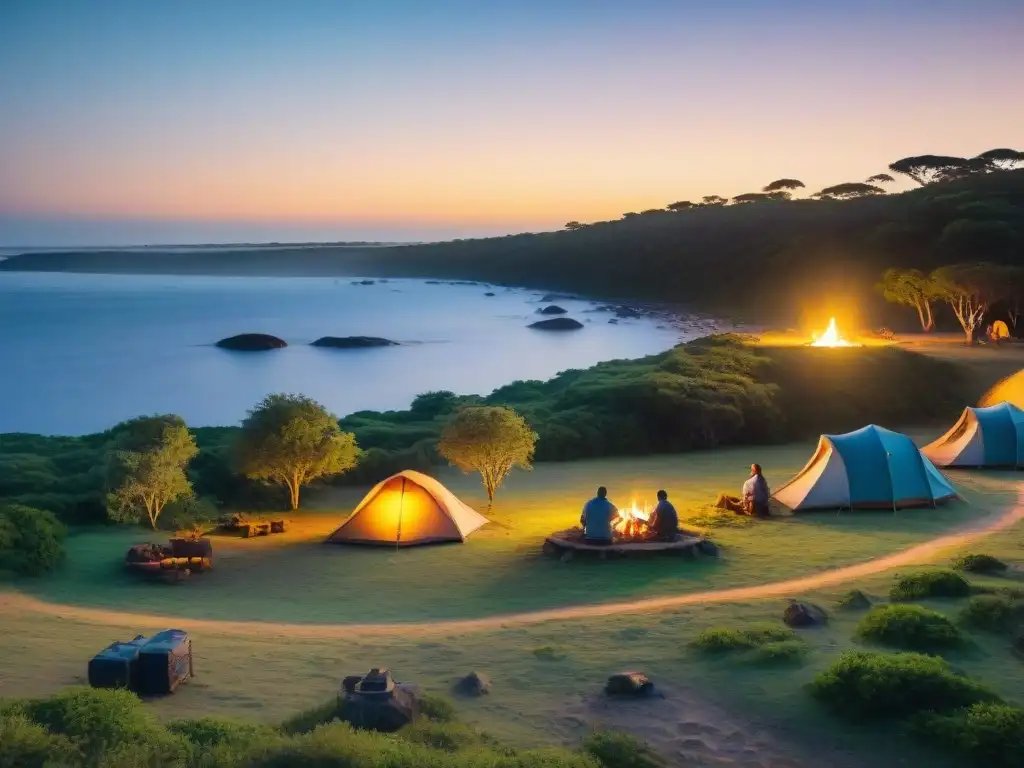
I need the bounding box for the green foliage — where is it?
[835,589,872,610]
[913,702,1024,768]
[438,405,537,502]
[809,650,996,720]
[106,414,198,529]
[419,693,458,723]
[877,267,936,330]
[279,698,342,735]
[167,716,280,747]
[400,719,489,752]
[959,595,1024,633]
[750,640,809,665]
[681,505,758,529]
[0,504,66,576]
[0,712,80,768]
[890,570,971,601]
[856,604,965,651]
[952,553,1008,574]
[689,624,796,654]
[582,731,666,768]
[236,393,360,510]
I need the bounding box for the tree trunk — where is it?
[923,300,934,332]
[964,325,974,346]
[289,484,300,511]
[914,302,926,331]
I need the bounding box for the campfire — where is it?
[810,317,859,347]
[613,501,651,539]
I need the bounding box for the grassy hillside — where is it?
[3,171,1022,322]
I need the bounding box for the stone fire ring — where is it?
[542,528,706,560]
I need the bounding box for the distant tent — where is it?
[325,470,489,546]
[992,320,1010,340]
[773,425,957,511]
[922,403,1024,468]
[980,369,1024,409]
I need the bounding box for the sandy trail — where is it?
[3,493,1021,639]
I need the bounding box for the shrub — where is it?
[749,640,809,665]
[583,730,666,767]
[399,719,487,752]
[856,604,965,650]
[959,595,1024,632]
[689,624,795,653]
[279,698,341,735]
[890,570,971,601]
[0,504,66,575]
[809,650,996,720]
[0,712,80,768]
[420,693,458,723]
[168,716,280,747]
[914,703,1024,767]
[953,553,1009,575]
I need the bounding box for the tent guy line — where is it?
[3,483,1021,639]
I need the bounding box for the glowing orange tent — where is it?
[980,368,1024,410]
[325,470,489,546]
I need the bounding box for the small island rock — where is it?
[528,318,584,331]
[216,333,287,351]
[538,305,568,315]
[484,292,496,297]
[312,336,398,349]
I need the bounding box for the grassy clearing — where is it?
[8,443,1012,624]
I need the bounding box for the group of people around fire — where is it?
[579,464,770,544]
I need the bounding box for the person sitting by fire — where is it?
[646,490,679,541]
[715,464,772,518]
[580,486,618,544]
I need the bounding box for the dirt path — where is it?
[3,492,1021,639]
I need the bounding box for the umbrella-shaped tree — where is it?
[877,268,938,332]
[932,263,1009,345]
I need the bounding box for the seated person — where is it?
[646,489,679,541]
[580,486,618,544]
[715,464,771,517]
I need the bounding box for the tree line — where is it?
[879,263,1024,343]
[564,147,1023,229]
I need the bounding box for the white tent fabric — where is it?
[326,470,489,546]
[773,425,958,511]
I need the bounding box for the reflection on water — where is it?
[0,273,709,435]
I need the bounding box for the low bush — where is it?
[168,716,281,747]
[835,589,872,610]
[959,595,1024,633]
[400,719,490,752]
[0,504,66,576]
[279,698,341,735]
[420,693,458,723]
[0,712,80,768]
[856,604,965,651]
[749,640,809,665]
[913,702,1024,768]
[583,730,666,767]
[689,625,797,654]
[952,553,1008,575]
[809,650,997,720]
[890,570,971,601]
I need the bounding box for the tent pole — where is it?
[395,478,406,550]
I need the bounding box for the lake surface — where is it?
[0,273,715,435]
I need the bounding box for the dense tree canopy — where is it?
[701,195,728,206]
[666,200,696,211]
[106,415,198,529]
[564,221,584,230]
[977,148,1023,171]
[877,268,937,331]
[889,155,973,186]
[0,504,66,575]
[815,182,885,200]
[866,173,895,184]
[732,192,772,204]
[236,393,359,510]
[438,406,537,504]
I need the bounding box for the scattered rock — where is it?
[538,305,568,315]
[215,333,287,351]
[311,336,398,348]
[340,668,420,732]
[528,318,584,331]
[836,589,872,610]
[484,292,496,297]
[351,279,376,285]
[697,540,719,557]
[605,671,657,697]
[783,600,829,628]
[454,671,492,697]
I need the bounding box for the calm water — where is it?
[0,273,711,435]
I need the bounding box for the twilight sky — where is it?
[1,0,1022,246]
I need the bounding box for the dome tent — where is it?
[922,403,1024,468]
[980,369,1024,409]
[773,425,957,511]
[326,470,489,546]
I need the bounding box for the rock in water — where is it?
[484,292,496,297]
[454,671,492,696]
[538,304,568,315]
[311,336,398,348]
[605,671,654,697]
[783,600,828,628]
[528,318,584,331]
[216,333,287,351]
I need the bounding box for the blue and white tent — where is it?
[922,403,1024,468]
[773,425,958,511]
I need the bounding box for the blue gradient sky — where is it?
[1,0,1022,246]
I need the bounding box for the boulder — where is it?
[783,600,828,628]
[538,305,568,315]
[836,589,872,610]
[215,333,287,351]
[311,336,398,349]
[528,318,584,331]
[351,279,375,285]
[454,671,492,697]
[339,668,420,733]
[484,292,496,297]
[697,539,719,557]
[605,671,655,697]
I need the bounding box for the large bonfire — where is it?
[810,317,859,347]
